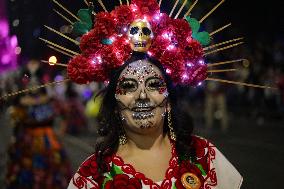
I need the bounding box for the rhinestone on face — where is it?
[132,111,155,120]
[122,61,156,84]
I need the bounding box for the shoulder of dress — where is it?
[191,135,215,148]
[76,153,100,178]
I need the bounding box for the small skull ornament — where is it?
[128,19,154,52]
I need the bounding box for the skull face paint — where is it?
[116,60,169,131]
[128,19,154,52]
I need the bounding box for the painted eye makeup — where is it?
[146,77,166,91]
[118,79,138,93]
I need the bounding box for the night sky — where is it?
[5,0,284,59]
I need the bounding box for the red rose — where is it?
[77,155,100,180]
[183,39,204,61]
[98,46,122,70]
[67,55,107,84]
[111,5,135,33]
[67,55,94,84]
[151,13,171,34]
[168,18,192,48]
[131,0,160,18]
[191,136,209,158]
[80,28,104,54]
[105,174,142,189]
[185,63,208,86]
[112,36,132,62]
[95,12,116,38]
[159,50,186,83]
[149,35,171,59]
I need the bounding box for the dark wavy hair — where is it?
[95,53,195,173]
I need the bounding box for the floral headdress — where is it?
[0,0,276,100]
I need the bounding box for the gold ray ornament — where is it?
[204,42,244,56]
[47,45,74,58]
[84,0,88,6]
[159,0,163,6]
[44,25,80,45]
[97,0,108,12]
[0,79,70,100]
[119,0,122,5]
[175,0,188,19]
[208,69,237,73]
[184,0,198,17]
[199,0,225,23]
[169,0,180,17]
[126,0,129,6]
[52,0,80,21]
[206,78,277,90]
[207,59,245,67]
[39,37,80,56]
[203,37,244,51]
[53,9,74,25]
[41,60,68,67]
[210,23,231,36]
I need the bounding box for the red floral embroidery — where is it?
[77,154,110,181]
[73,175,100,189]
[77,155,100,180]
[161,179,172,189]
[105,174,142,189]
[191,136,218,189]
[121,165,135,175]
[204,169,217,189]
[72,136,218,189]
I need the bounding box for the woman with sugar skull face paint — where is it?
[68,54,242,189]
[67,1,243,188]
[115,59,169,131]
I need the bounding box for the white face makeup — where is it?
[115,60,169,132]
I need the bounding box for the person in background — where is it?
[5,59,71,189]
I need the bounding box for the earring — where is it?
[118,113,127,145]
[119,133,127,145]
[168,110,176,141]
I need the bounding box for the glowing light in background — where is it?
[48,56,57,65]
[0,18,19,73]
[10,36,18,47]
[0,20,9,38]
[15,47,21,55]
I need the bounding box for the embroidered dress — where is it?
[68,136,242,189]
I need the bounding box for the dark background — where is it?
[5,0,284,59]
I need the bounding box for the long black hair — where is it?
[95,53,195,173]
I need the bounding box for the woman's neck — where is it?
[117,127,171,156]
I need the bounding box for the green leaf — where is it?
[195,163,207,176]
[185,16,200,34]
[194,31,211,46]
[102,175,112,189]
[110,163,124,177]
[73,22,90,35]
[172,182,177,189]
[77,9,93,29]
[72,8,93,35]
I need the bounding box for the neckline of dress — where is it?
[112,140,178,186]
